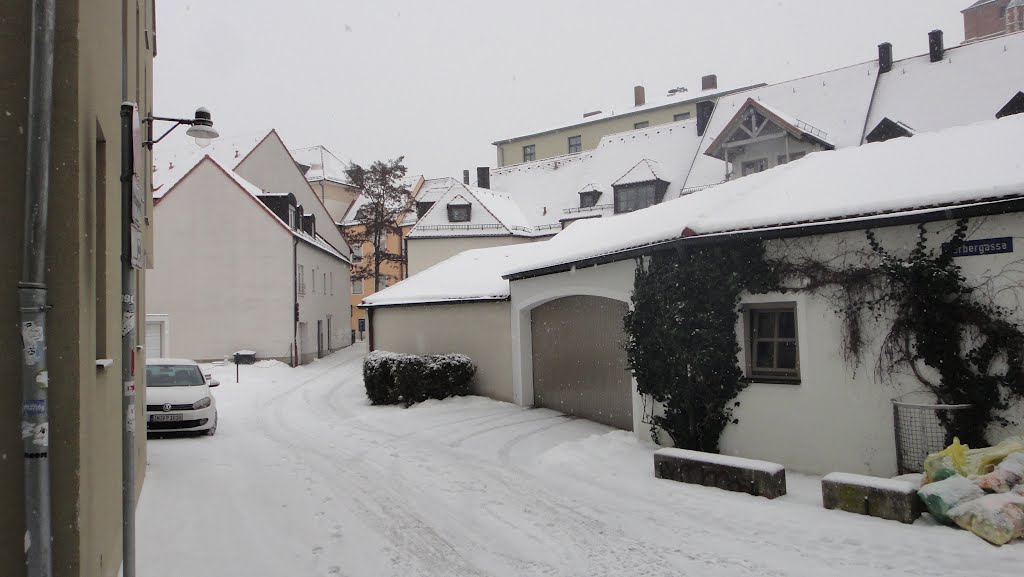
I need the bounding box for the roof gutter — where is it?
[359,296,510,310]
[505,195,1024,281]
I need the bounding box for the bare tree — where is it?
[343,157,410,292]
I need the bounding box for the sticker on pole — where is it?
[127,405,136,433]
[122,311,136,336]
[124,380,136,396]
[21,321,43,366]
[21,421,48,448]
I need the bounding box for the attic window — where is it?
[416,201,435,218]
[354,207,368,221]
[288,205,296,228]
[865,118,914,143]
[447,204,471,222]
[613,182,664,214]
[579,190,601,208]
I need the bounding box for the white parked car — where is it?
[145,358,218,435]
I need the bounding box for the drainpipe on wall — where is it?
[293,237,299,367]
[18,1,56,576]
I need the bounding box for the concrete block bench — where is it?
[821,472,921,524]
[654,448,787,499]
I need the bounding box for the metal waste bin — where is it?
[233,350,256,365]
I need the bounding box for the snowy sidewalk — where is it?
[135,344,1019,577]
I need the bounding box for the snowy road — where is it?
[136,344,1020,577]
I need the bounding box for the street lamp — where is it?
[119,103,218,577]
[142,107,220,149]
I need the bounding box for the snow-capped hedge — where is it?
[363,351,476,407]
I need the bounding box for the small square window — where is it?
[634,121,649,129]
[742,159,768,176]
[447,205,471,222]
[351,244,363,260]
[745,304,800,382]
[674,112,691,122]
[568,135,582,154]
[579,190,600,208]
[351,277,363,295]
[523,144,536,162]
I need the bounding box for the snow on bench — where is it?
[653,448,787,499]
[821,472,922,524]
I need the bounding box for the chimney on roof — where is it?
[463,170,470,185]
[696,100,715,137]
[583,110,603,118]
[878,42,893,73]
[634,85,646,107]
[701,74,718,91]
[928,29,944,62]
[476,167,490,189]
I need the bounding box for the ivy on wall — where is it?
[625,219,1024,452]
[624,241,778,451]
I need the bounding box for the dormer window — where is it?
[614,183,661,214]
[287,205,297,228]
[354,207,368,221]
[416,201,435,218]
[579,190,601,208]
[447,204,471,222]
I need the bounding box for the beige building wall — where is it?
[495,101,700,166]
[370,302,514,402]
[310,179,360,223]
[407,236,538,276]
[0,1,153,576]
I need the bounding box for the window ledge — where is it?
[742,376,801,386]
[96,359,114,370]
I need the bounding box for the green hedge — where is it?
[363,351,476,407]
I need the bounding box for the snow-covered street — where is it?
[136,345,1020,577]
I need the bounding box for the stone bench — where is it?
[821,472,921,524]
[654,448,787,499]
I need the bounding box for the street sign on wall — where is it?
[942,237,1013,258]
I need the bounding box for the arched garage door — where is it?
[530,295,633,430]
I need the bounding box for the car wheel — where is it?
[205,412,218,436]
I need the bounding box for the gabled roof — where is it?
[705,98,835,160]
[613,159,666,187]
[506,114,1024,279]
[289,145,351,185]
[407,182,536,238]
[156,155,349,263]
[153,130,271,196]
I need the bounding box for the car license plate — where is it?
[150,414,183,422]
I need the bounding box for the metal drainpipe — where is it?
[19,1,56,576]
[119,1,137,575]
[294,237,299,367]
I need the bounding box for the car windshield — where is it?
[146,364,205,387]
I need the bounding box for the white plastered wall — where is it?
[296,240,353,363]
[148,159,293,361]
[508,259,646,432]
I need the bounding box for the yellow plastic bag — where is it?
[924,436,1024,483]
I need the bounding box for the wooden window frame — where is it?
[522,144,536,162]
[568,135,582,154]
[743,303,800,383]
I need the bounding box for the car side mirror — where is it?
[205,374,220,388]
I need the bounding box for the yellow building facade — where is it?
[1,1,154,576]
[492,79,761,167]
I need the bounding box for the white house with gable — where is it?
[147,130,352,364]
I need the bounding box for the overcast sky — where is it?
[155,0,969,179]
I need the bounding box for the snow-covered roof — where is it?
[491,82,761,144]
[613,160,665,186]
[487,118,710,228]
[366,115,1024,305]
[289,145,351,185]
[685,60,878,188]
[153,130,272,197]
[361,242,547,307]
[865,31,1024,136]
[964,0,1000,9]
[407,182,538,238]
[507,115,1024,277]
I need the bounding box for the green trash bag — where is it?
[918,475,984,525]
